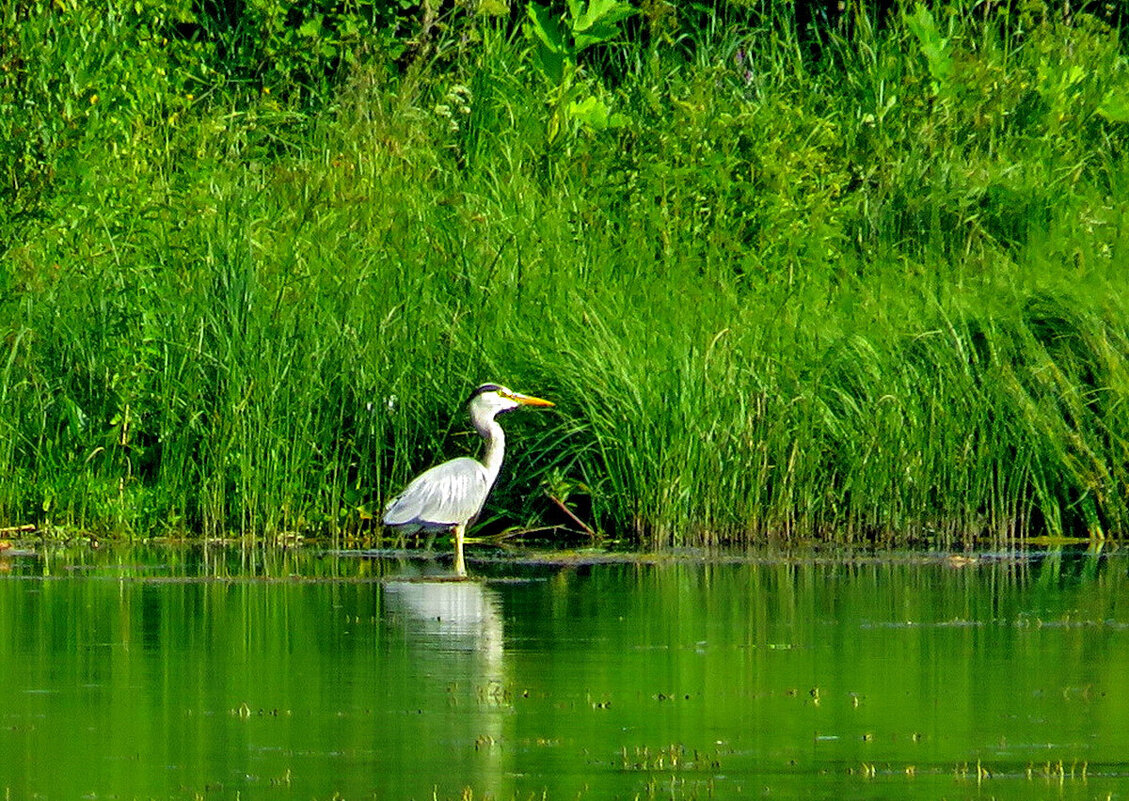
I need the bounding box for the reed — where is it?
[1,1,1126,545]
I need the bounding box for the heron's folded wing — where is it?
[382,457,490,527]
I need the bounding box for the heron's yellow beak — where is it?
[508,391,554,408]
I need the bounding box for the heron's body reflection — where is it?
[381,578,509,796]
[383,579,504,660]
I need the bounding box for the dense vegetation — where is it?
[1,0,1127,546]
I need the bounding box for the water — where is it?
[1,544,1127,800]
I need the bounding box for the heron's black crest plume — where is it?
[467,383,504,403]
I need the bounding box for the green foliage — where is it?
[526,0,637,79]
[904,3,952,95]
[0,0,189,243]
[2,0,1129,545]
[524,0,637,140]
[0,0,427,253]
[182,0,422,97]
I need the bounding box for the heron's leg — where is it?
[453,523,467,578]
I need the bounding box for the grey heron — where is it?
[382,383,554,577]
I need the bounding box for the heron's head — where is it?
[467,383,555,419]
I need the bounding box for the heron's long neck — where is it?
[474,415,506,489]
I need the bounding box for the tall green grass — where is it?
[1,2,1127,545]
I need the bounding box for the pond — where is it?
[0,543,1127,800]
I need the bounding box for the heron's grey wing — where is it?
[383,457,490,527]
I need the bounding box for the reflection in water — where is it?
[381,578,509,798]
[1,548,1129,800]
[383,579,505,659]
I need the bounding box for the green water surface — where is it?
[0,545,1127,800]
